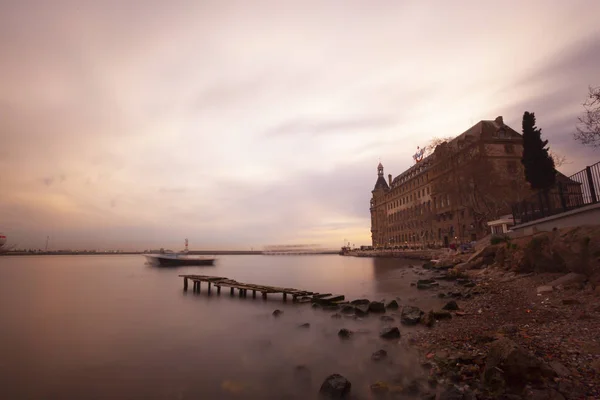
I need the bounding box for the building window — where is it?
[505,144,515,154]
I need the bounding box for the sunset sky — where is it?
[1,0,599,250]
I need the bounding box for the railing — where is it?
[512,161,599,224]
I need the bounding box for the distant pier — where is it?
[179,274,345,303]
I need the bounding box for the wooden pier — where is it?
[179,274,345,303]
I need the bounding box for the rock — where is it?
[322,305,340,311]
[536,285,553,294]
[548,360,570,377]
[312,303,321,309]
[272,309,283,317]
[294,365,311,382]
[369,381,389,394]
[438,386,465,400]
[331,313,342,319]
[298,323,310,328]
[418,279,436,284]
[338,328,353,339]
[371,349,388,361]
[423,261,435,269]
[319,374,351,399]
[350,299,370,306]
[483,338,556,390]
[385,299,399,309]
[437,292,446,298]
[380,315,395,322]
[355,304,369,317]
[379,326,401,339]
[526,388,566,400]
[442,301,459,311]
[340,305,355,314]
[401,306,424,325]
[369,301,386,313]
[433,310,452,320]
[417,282,435,290]
[562,298,580,305]
[547,272,587,288]
[463,281,476,287]
[422,310,435,327]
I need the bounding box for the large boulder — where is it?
[340,304,355,314]
[368,301,386,313]
[433,310,452,320]
[355,304,369,317]
[371,349,388,361]
[350,299,370,306]
[379,326,401,339]
[422,310,435,327]
[400,306,424,325]
[385,299,399,309]
[547,272,587,288]
[319,374,351,399]
[483,338,555,391]
[442,301,459,311]
[338,328,353,339]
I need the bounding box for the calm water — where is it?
[0,255,446,399]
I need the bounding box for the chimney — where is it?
[495,116,504,125]
[388,174,392,186]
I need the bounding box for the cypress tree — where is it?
[521,112,555,190]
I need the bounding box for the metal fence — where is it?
[512,161,600,224]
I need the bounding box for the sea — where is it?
[0,254,447,399]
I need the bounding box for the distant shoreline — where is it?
[0,250,339,256]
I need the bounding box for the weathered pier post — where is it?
[208,282,212,294]
[183,277,188,291]
[252,290,256,298]
[238,289,243,297]
[230,287,234,296]
[283,293,287,302]
[217,285,221,295]
[262,292,267,300]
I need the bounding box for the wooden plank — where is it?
[319,294,345,302]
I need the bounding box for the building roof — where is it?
[390,116,520,188]
[373,175,390,191]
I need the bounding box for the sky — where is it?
[1,0,599,251]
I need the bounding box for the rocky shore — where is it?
[309,226,600,399]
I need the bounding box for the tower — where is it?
[371,162,390,248]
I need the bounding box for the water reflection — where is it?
[0,255,439,399]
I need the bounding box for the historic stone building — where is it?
[370,116,532,248]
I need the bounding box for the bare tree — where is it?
[549,150,569,168]
[574,86,600,148]
[423,136,455,157]
[431,142,530,236]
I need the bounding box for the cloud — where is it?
[158,187,188,194]
[264,116,396,138]
[1,0,599,250]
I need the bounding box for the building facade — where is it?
[370,116,531,248]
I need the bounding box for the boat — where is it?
[144,239,216,267]
[144,253,216,267]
